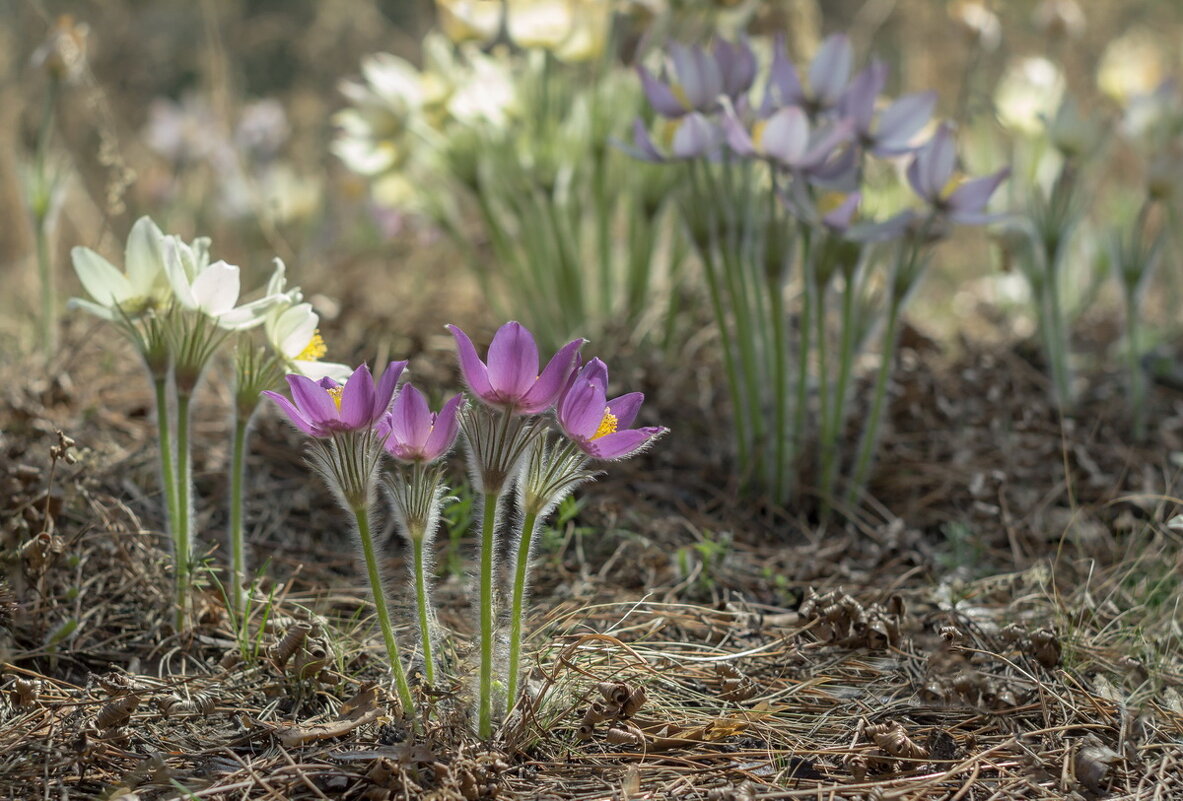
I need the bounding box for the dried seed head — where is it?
[95,694,139,730]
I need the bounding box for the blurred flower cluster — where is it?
[628,30,1007,509]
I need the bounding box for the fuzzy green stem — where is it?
[791,233,814,485]
[174,389,193,632]
[477,490,499,738]
[1124,291,1146,440]
[410,535,435,686]
[846,300,902,505]
[152,376,180,547]
[34,78,59,362]
[506,508,538,714]
[813,273,831,504]
[228,409,250,614]
[353,503,416,722]
[819,272,858,518]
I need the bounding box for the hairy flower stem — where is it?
[34,77,60,362]
[152,375,181,549]
[792,232,814,494]
[506,507,538,713]
[174,388,194,632]
[409,534,434,686]
[846,299,902,505]
[477,489,499,739]
[352,503,416,723]
[228,408,250,614]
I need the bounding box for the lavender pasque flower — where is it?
[906,124,1010,225]
[377,385,464,463]
[557,359,667,460]
[447,321,583,414]
[264,361,406,437]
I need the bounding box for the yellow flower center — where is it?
[751,119,768,151]
[326,385,344,411]
[941,173,968,201]
[296,331,327,362]
[591,407,617,440]
[671,83,692,110]
[817,191,848,215]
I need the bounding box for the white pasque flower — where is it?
[69,216,170,320]
[163,237,282,330]
[262,260,352,382]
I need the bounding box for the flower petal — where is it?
[559,378,608,440]
[447,324,494,401]
[520,336,584,413]
[760,106,811,165]
[945,167,1010,214]
[372,360,407,418]
[487,321,539,401]
[585,427,667,460]
[124,217,166,296]
[163,238,198,309]
[277,304,318,358]
[424,393,465,461]
[671,113,721,159]
[391,384,432,452]
[638,65,686,117]
[71,247,134,306]
[763,36,804,113]
[579,357,609,390]
[190,261,241,317]
[263,390,318,437]
[808,34,853,106]
[874,91,936,152]
[607,392,644,430]
[839,60,886,133]
[909,124,957,201]
[287,373,339,427]
[340,363,377,428]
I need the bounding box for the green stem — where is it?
[791,233,814,486]
[477,490,499,738]
[1124,291,1146,441]
[1045,246,1073,408]
[152,376,180,547]
[228,409,250,614]
[846,300,903,505]
[819,272,858,518]
[34,78,59,362]
[174,389,193,632]
[353,503,416,722]
[411,535,435,686]
[506,509,538,714]
[813,273,831,507]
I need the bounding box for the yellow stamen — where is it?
[671,83,692,110]
[941,173,968,200]
[326,385,344,411]
[296,330,327,362]
[591,407,618,441]
[817,191,848,215]
[752,119,768,150]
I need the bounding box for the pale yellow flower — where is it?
[1098,30,1165,102]
[994,57,1064,135]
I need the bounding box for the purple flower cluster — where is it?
[264,320,667,463]
[631,33,1009,232]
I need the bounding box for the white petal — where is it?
[190,261,241,316]
[71,247,134,306]
[294,359,353,383]
[277,304,318,358]
[266,257,288,296]
[163,239,198,309]
[124,217,166,295]
[215,293,281,330]
[66,296,118,321]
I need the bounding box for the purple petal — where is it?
[585,427,667,460]
[847,210,916,243]
[807,146,859,190]
[372,360,407,419]
[874,91,936,153]
[579,357,609,390]
[391,384,432,451]
[671,113,721,159]
[721,102,757,156]
[910,123,957,201]
[799,118,854,169]
[487,321,539,402]
[763,36,804,113]
[559,379,608,440]
[627,119,667,163]
[760,106,811,165]
[840,60,886,133]
[671,43,723,111]
[288,373,339,427]
[607,392,644,430]
[638,65,686,118]
[809,34,853,106]
[340,363,376,429]
[822,193,861,231]
[946,167,1010,214]
[423,394,464,461]
[715,37,757,99]
[447,324,494,402]
[520,336,585,414]
[263,390,318,437]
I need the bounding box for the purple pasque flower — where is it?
[713,37,758,100]
[557,359,667,460]
[627,113,723,163]
[638,42,724,118]
[906,124,1010,225]
[784,188,915,243]
[763,33,853,115]
[723,102,853,175]
[447,321,584,414]
[376,385,465,463]
[264,360,406,437]
[838,60,936,156]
